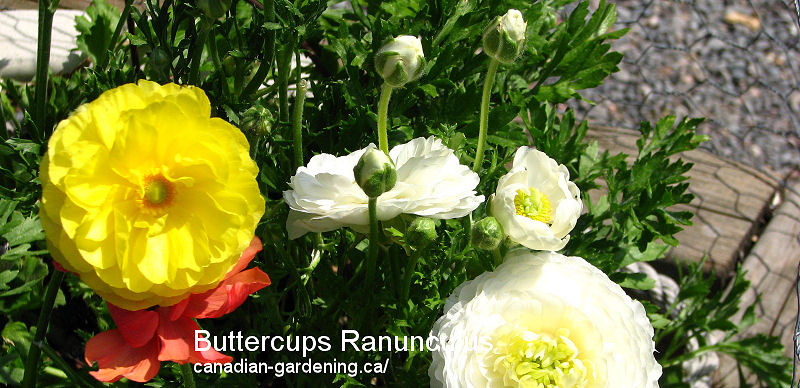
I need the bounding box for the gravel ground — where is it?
[570,0,800,176]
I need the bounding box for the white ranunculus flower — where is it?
[284,136,484,239]
[429,250,661,388]
[490,146,582,251]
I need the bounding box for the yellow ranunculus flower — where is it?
[39,80,265,310]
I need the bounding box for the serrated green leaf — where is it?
[125,32,148,46]
[610,271,655,290]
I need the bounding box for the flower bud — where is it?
[240,104,274,135]
[222,54,237,77]
[482,9,527,64]
[354,148,397,198]
[471,216,504,250]
[374,35,426,88]
[197,0,233,20]
[406,217,437,249]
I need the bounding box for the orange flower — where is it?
[84,237,270,383]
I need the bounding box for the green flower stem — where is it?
[240,0,275,100]
[39,341,103,388]
[376,83,394,154]
[365,197,379,291]
[33,0,60,140]
[277,46,293,123]
[180,362,196,388]
[125,10,140,77]
[207,31,232,96]
[0,85,7,140]
[188,23,209,85]
[100,0,134,70]
[292,79,309,169]
[354,197,380,331]
[22,269,65,388]
[472,58,500,172]
[401,248,424,301]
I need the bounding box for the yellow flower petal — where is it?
[40,81,264,310]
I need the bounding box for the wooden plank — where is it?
[713,177,800,386]
[586,126,780,273]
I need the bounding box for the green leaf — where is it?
[610,271,655,290]
[2,321,32,360]
[75,0,122,65]
[1,216,44,246]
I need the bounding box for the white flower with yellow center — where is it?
[283,136,483,239]
[429,250,661,388]
[491,147,582,251]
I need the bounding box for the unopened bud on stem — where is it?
[471,216,504,250]
[406,217,437,250]
[482,9,527,64]
[354,148,397,198]
[375,36,426,88]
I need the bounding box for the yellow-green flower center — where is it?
[142,175,174,208]
[514,188,552,224]
[492,328,590,387]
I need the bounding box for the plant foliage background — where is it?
[0,0,792,386]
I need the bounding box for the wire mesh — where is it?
[570,0,800,177]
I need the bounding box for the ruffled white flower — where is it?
[491,147,582,251]
[284,137,483,239]
[429,250,661,388]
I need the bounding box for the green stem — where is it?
[401,248,423,301]
[0,85,7,140]
[33,0,59,140]
[240,0,275,100]
[472,59,500,172]
[356,197,380,332]
[292,79,309,169]
[188,23,209,85]
[388,245,400,297]
[39,341,103,388]
[100,0,134,70]
[376,83,393,154]
[277,46,293,123]
[207,31,231,96]
[180,362,196,388]
[21,270,65,388]
[365,197,379,290]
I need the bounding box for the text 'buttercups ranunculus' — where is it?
[429,249,661,388]
[491,146,582,251]
[283,136,483,239]
[40,80,265,310]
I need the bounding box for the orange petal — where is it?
[84,329,160,383]
[107,302,159,347]
[223,236,262,280]
[183,268,271,319]
[167,297,189,321]
[155,309,196,363]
